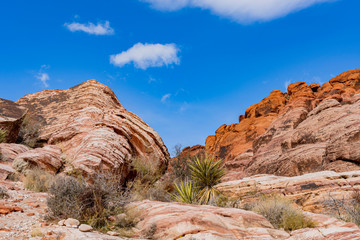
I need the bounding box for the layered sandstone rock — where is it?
[0,99,27,143]
[127,200,290,240]
[0,144,30,162]
[127,200,360,240]
[11,80,170,177]
[193,69,360,179]
[217,170,360,213]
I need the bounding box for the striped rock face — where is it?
[126,200,360,240]
[14,80,170,177]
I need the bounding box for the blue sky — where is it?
[1,0,359,155]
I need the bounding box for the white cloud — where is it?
[161,93,171,103]
[110,43,180,70]
[65,21,114,35]
[36,65,50,88]
[284,79,292,91]
[143,0,335,23]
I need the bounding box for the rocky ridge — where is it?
[184,69,360,180]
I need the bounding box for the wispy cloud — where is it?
[35,65,50,88]
[284,79,292,91]
[148,76,156,83]
[143,0,335,23]
[161,93,171,103]
[110,43,180,70]
[65,21,114,35]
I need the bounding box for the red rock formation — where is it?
[200,69,360,179]
[0,99,27,143]
[11,80,170,177]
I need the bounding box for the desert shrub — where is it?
[17,114,42,148]
[23,168,55,192]
[169,144,192,182]
[251,195,315,231]
[0,129,7,143]
[0,187,9,199]
[324,189,360,225]
[128,157,172,202]
[47,171,131,230]
[144,223,157,239]
[171,155,225,205]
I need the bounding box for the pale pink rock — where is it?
[13,145,62,173]
[217,170,360,213]
[0,163,15,180]
[0,143,30,162]
[14,80,170,177]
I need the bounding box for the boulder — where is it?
[0,163,15,180]
[12,145,62,173]
[15,80,170,178]
[78,224,93,232]
[0,99,27,143]
[0,143,30,162]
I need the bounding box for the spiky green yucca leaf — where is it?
[171,179,198,204]
[189,156,225,204]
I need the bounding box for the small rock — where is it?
[28,203,40,208]
[64,218,80,228]
[58,220,65,226]
[79,224,93,232]
[107,231,119,236]
[26,212,35,216]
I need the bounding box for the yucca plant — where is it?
[171,179,198,204]
[189,155,225,204]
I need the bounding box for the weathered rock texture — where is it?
[188,69,360,179]
[9,80,169,177]
[0,143,29,162]
[127,200,360,240]
[217,170,360,213]
[0,99,27,143]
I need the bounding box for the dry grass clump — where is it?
[47,170,131,230]
[129,157,171,202]
[0,129,7,143]
[0,187,9,199]
[17,115,42,148]
[23,168,55,192]
[251,195,316,232]
[324,189,360,225]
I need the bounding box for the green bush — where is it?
[251,195,315,231]
[23,168,55,192]
[171,155,225,205]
